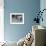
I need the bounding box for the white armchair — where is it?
[17,32,34,46]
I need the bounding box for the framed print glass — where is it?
[10,13,24,24]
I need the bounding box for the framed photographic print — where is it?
[10,13,24,24]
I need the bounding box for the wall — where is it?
[40,0,46,27]
[4,0,40,42]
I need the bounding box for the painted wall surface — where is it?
[4,0,40,42]
[40,0,46,27]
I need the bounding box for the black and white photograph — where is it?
[10,13,24,24]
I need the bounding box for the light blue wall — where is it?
[40,0,46,27]
[4,0,40,42]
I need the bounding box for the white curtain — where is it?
[0,0,4,42]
